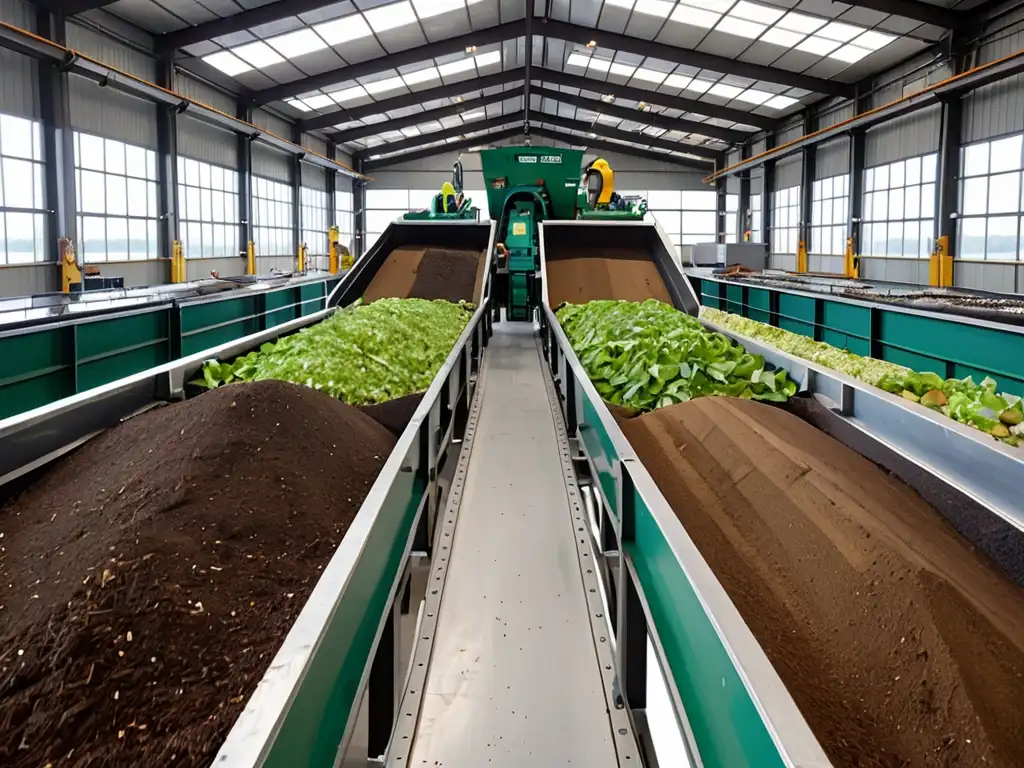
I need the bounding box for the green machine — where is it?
[576,157,649,220]
[403,161,480,220]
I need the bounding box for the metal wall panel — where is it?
[752,137,767,155]
[178,116,235,167]
[253,108,292,138]
[807,254,843,274]
[818,99,854,129]
[954,261,1020,293]
[0,0,39,118]
[111,260,166,288]
[252,143,290,182]
[65,23,156,80]
[962,9,1024,143]
[0,264,57,297]
[69,75,159,147]
[816,137,850,178]
[173,73,235,114]
[769,253,797,270]
[865,106,940,167]
[186,256,245,280]
[302,133,327,157]
[774,154,802,189]
[859,256,929,283]
[777,122,804,144]
[336,148,354,195]
[303,163,327,191]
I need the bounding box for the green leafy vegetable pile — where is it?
[556,299,797,411]
[703,307,1023,448]
[195,298,471,405]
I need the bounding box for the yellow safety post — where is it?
[60,237,82,294]
[297,243,306,273]
[929,235,953,287]
[171,239,185,283]
[328,225,339,274]
[796,239,808,273]
[843,236,859,279]
[246,240,256,275]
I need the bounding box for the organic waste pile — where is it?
[0,380,396,767]
[619,395,1024,768]
[703,307,1024,446]
[198,298,471,405]
[556,299,797,411]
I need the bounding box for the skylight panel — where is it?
[567,52,591,68]
[400,126,421,137]
[412,0,463,18]
[709,83,742,99]
[233,41,284,68]
[765,94,798,109]
[633,67,667,84]
[730,1,784,25]
[854,30,897,50]
[776,12,824,34]
[403,67,439,85]
[634,0,674,18]
[315,14,373,45]
[610,62,637,77]
[303,94,336,109]
[670,4,721,28]
[796,35,840,56]
[760,27,804,48]
[818,21,861,42]
[475,51,501,67]
[286,98,312,112]
[461,110,485,120]
[365,76,405,95]
[831,44,871,63]
[715,16,765,39]
[734,88,772,105]
[685,78,714,94]
[202,50,251,76]
[365,1,416,33]
[439,58,476,76]
[332,84,369,103]
[589,57,611,73]
[268,28,327,59]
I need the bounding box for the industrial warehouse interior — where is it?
[2,0,1024,767]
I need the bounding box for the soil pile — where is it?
[545,246,672,306]
[0,380,396,767]
[363,245,483,304]
[358,392,425,438]
[618,396,1024,768]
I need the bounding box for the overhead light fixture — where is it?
[268,28,327,60]
[233,40,285,68]
[202,50,251,76]
[637,101,647,109]
[303,94,336,110]
[586,40,597,48]
[454,95,464,103]
[601,94,615,103]
[465,45,478,53]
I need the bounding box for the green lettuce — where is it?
[195,298,471,405]
[556,299,797,411]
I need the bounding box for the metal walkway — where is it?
[399,324,626,767]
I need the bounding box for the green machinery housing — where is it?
[403,161,480,221]
[478,146,646,322]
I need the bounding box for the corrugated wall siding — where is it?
[302,133,327,157]
[303,164,327,191]
[819,100,855,129]
[0,0,39,119]
[962,8,1024,143]
[816,137,850,177]
[173,74,235,114]
[777,122,804,144]
[253,108,291,139]
[865,106,940,166]
[178,116,235,168]
[66,24,155,80]
[252,143,290,182]
[774,154,802,189]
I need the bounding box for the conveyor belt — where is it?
[394,324,633,766]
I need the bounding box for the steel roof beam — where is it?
[542,19,854,98]
[253,20,526,105]
[535,112,718,161]
[363,127,524,171]
[839,0,964,29]
[34,0,120,13]
[534,66,777,130]
[331,90,512,143]
[532,84,746,144]
[158,0,336,52]
[355,115,516,159]
[300,67,524,131]
[531,127,711,170]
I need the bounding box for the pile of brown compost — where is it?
[0,380,397,767]
[545,246,672,307]
[362,245,484,304]
[618,396,1024,768]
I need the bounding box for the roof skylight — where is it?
[314,14,372,45]
[365,1,416,33]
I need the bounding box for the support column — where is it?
[799,111,816,273]
[325,139,337,227]
[354,155,366,256]
[847,87,870,278]
[156,53,179,271]
[292,127,304,264]
[236,99,254,273]
[933,37,966,287]
[36,8,76,269]
[762,132,776,255]
[715,163,728,244]
[738,143,751,242]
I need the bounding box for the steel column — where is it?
[35,7,76,264]
[716,175,728,244]
[762,133,777,251]
[237,99,254,260]
[325,139,337,228]
[156,53,180,265]
[292,127,303,259]
[799,111,815,270]
[848,88,870,262]
[738,143,751,242]
[353,156,366,256]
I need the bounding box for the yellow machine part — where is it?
[585,158,614,205]
[60,237,81,294]
[440,181,456,212]
[170,239,185,283]
[796,239,808,273]
[246,240,256,275]
[329,225,340,274]
[929,234,953,287]
[340,244,353,270]
[297,243,307,273]
[843,236,859,279]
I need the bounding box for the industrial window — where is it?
[810,174,849,256]
[177,156,239,259]
[74,131,159,263]
[750,192,762,242]
[0,113,46,265]
[958,133,1024,261]
[771,185,800,255]
[335,185,354,253]
[726,194,738,244]
[680,189,717,245]
[301,186,328,256]
[862,153,936,259]
[365,188,411,253]
[253,176,294,256]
